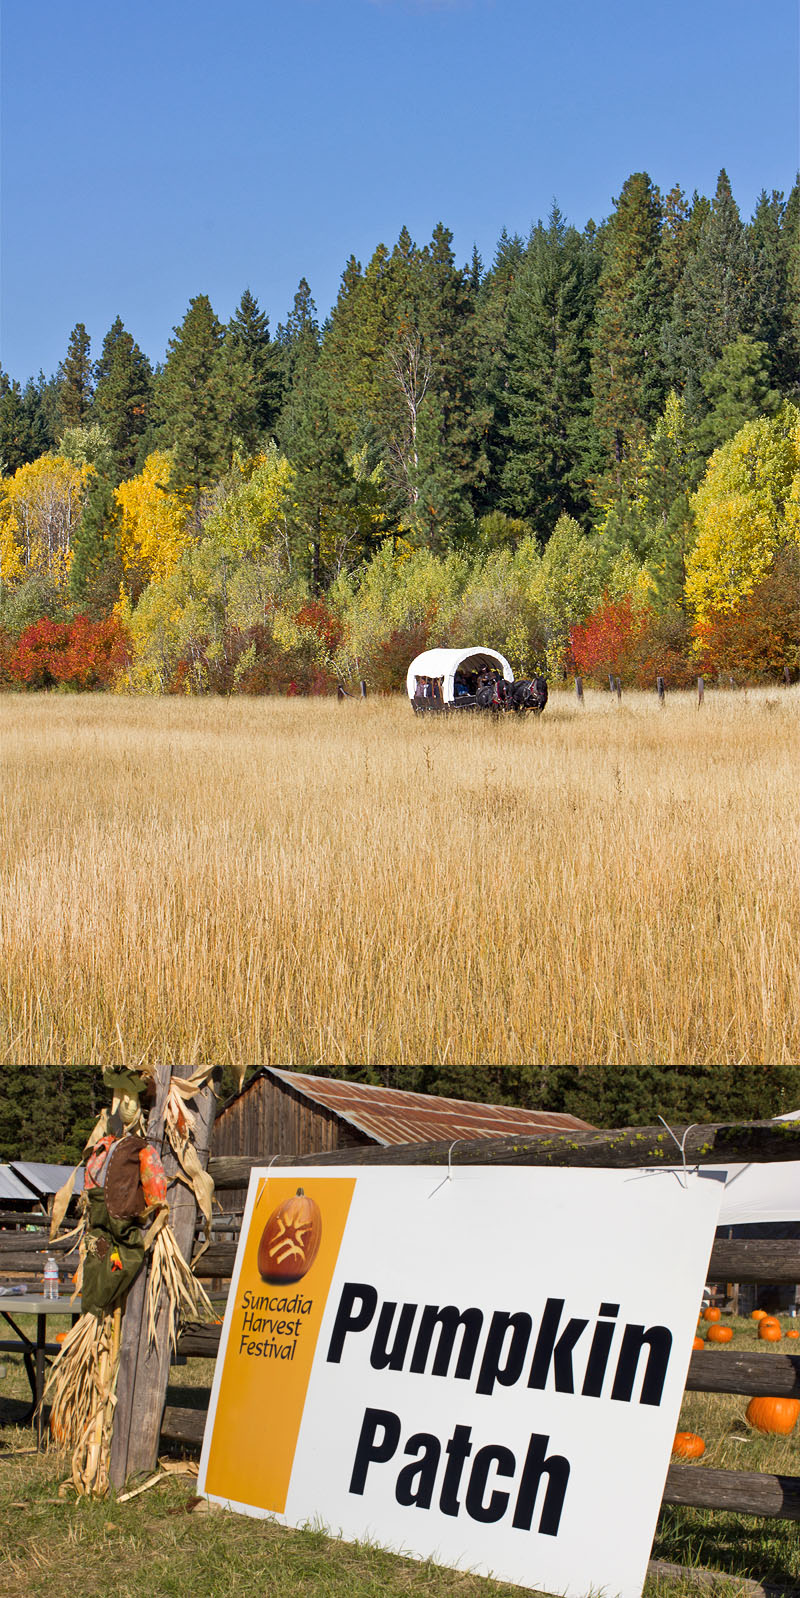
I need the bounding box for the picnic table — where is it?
[0,1293,79,1441]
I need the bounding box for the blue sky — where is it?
[1,0,798,384]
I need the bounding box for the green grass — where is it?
[1,1315,798,1597]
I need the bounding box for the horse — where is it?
[509,676,548,714]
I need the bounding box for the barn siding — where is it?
[212,1073,373,1209]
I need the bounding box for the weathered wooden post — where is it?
[615,676,622,702]
[360,679,367,699]
[108,1064,220,1486]
[608,674,614,694]
[657,676,665,707]
[697,676,704,707]
[337,684,345,701]
[575,676,584,705]
[785,667,791,687]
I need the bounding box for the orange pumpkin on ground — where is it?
[702,1306,721,1322]
[672,1432,705,1459]
[759,1319,783,1342]
[706,1323,734,1344]
[258,1187,322,1283]
[751,1309,768,1321]
[692,1335,705,1350]
[786,1327,799,1339]
[745,1396,800,1435]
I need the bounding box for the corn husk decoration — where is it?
[44,1065,218,1495]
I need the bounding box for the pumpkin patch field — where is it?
[1,687,798,1069]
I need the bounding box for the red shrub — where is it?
[570,595,695,689]
[294,599,345,652]
[569,595,647,686]
[9,615,130,690]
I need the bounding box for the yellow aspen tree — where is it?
[114,452,193,592]
[0,455,89,586]
[685,406,800,620]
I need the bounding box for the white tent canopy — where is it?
[406,647,513,704]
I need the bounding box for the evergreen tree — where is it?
[699,335,781,451]
[591,172,669,465]
[0,1066,104,1164]
[68,472,124,616]
[279,327,358,590]
[783,178,800,397]
[156,295,232,510]
[228,288,283,448]
[93,316,154,480]
[0,373,34,472]
[411,222,483,543]
[664,169,756,413]
[748,186,800,396]
[275,278,320,395]
[659,183,691,294]
[56,322,93,435]
[472,228,527,516]
[501,207,599,538]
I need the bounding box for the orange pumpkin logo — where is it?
[257,1187,322,1283]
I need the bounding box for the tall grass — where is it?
[1,687,797,1068]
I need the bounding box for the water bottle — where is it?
[42,1255,59,1300]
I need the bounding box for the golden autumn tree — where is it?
[114,451,193,597]
[0,454,89,588]
[685,405,800,621]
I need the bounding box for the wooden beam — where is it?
[647,1560,794,1596]
[685,1350,800,1398]
[208,1118,800,1187]
[190,1236,800,1285]
[109,1066,219,1487]
[663,1463,800,1519]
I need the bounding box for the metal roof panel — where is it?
[266,1069,592,1146]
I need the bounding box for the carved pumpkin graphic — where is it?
[258,1187,322,1283]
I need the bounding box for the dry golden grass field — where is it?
[1,686,798,1068]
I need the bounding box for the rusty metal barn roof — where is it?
[263,1069,592,1145]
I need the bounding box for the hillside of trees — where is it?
[1,170,798,692]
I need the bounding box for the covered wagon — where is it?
[407,647,546,715]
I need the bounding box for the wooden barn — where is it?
[211,1069,593,1209]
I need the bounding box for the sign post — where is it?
[199,1165,722,1598]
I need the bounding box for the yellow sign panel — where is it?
[203,1175,355,1511]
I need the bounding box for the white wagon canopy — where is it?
[406,647,513,705]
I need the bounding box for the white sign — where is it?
[198,1165,722,1598]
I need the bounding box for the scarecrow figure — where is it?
[45,1066,216,1498]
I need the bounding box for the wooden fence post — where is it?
[698,676,704,708]
[785,667,791,687]
[657,676,665,706]
[108,1064,219,1487]
[360,679,367,699]
[575,676,584,705]
[615,676,622,702]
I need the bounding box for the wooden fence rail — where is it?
[207,1117,800,1183]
